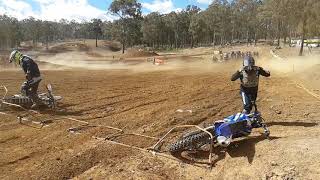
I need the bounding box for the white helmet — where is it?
[217,136,231,147]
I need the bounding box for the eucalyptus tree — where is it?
[109,0,142,53]
[91,19,103,47]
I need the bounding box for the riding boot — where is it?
[30,93,41,109]
[242,109,250,114]
[29,81,41,109]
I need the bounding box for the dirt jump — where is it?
[0,45,320,180]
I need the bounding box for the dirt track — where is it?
[1,47,320,179]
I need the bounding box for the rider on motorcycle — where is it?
[231,56,270,114]
[9,50,42,109]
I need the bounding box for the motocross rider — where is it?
[9,50,42,109]
[231,56,270,114]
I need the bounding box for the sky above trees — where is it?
[0,0,213,22]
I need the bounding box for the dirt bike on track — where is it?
[169,101,270,154]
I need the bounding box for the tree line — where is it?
[1,0,319,55]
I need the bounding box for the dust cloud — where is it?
[35,51,231,74]
[261,53,320,74]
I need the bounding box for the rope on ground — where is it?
[1,85,8,100]
[269,50,320,101]
[294,81,320,101]
[92,136,211,169]
[0,111,46,128]
[0,100,40,120]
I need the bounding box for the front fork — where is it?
[261,123,270,137]
[254,116,270,137]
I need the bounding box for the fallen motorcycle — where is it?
[169,102,269,153]
[1,84,62,110]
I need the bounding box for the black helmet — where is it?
[243,56,255,66]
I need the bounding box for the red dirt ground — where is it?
[0,46,320,179]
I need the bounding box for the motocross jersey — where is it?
[21,55,41,78]
[241,66,259,87]
[231,66,270,88]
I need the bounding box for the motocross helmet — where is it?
[9,50,23,65]
[243,56,255,71]
[216,136,231,147]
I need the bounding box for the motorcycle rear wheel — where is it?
[169,131,212,153]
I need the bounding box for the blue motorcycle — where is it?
[169,102,270,153]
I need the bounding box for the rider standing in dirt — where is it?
[9,50,42,109]
[231,56,270,114]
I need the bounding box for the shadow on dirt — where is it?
[171,135,280,166]
[41,109,85,116]
[266,121,318,127]
[0,102,84,116]
[226,136,280,163]
[38,103,86,116]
